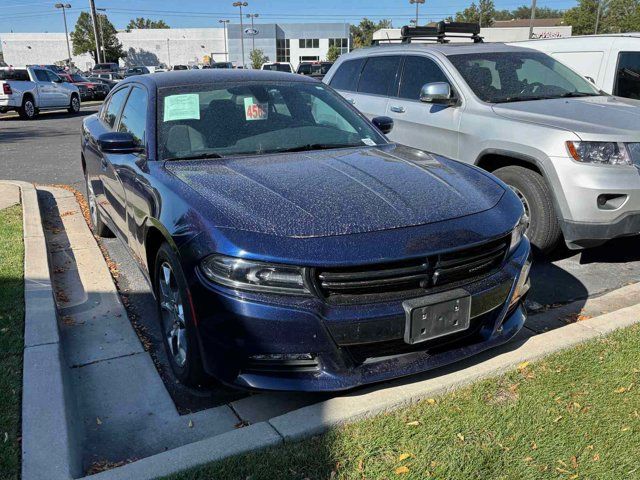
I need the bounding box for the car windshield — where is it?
[448,51,601,103]
[263,64,291,72]
[158,81,387,160]
[71,74,89,82]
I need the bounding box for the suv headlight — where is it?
[509,213,528,254]
[201,255,310,295]
[566,141,631,165]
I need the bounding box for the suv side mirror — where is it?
[372,116,394,134]
[98,132,143,154]
[420,82,454,104]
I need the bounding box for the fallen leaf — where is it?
[517,361,530,371]
[524,456,534,462]
[553,416,563,423]
[398,453,411,461]
[571,456,578,469]
[593,453,600,461]
[621,426,631,432]
[456,433,465,442]
[426,398,436,405]
[96,417,102,425]
[406,421,420,426]
[615,387,627,394]
[395,466,410,474]
[358,459,364,471]
[531,442,538,450]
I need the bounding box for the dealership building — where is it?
[0,22,350,71]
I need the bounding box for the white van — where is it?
[512,34,640,100]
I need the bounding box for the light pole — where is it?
[166,38,171,68]
[409,0,425,25]
[528,0,537,38]
[232,2,248,68]
[246,13,259,52]
[55,3,72,67]
[219,19,230,62]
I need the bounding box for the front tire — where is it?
[493,165,561,255]
[68,94,80,114]
[85,173,113,237]
[18,97,37,120]
[154,242,207,387]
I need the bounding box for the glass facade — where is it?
[276,38,290,63]
[299,38,320,49]
[329,38,349,54]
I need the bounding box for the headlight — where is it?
[509,213,528,254]
[200,255,310,295]
[566,141,631,165]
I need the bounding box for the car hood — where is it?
[164,146,504,238]
[492,95,640,139]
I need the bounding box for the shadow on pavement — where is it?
[0,109,95,123]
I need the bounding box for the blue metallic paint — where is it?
[81,71,530,392]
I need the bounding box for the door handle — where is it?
[389,105,406,113]
[346,98,356,105]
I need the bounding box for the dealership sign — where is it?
[244,28,259,36]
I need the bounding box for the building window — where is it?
[329,38,349,55]
[299,38,320,49]
[276,38,290,63]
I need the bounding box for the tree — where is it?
[563,0,600,34]
[126,17,170,32]
[326,45,341,62]
[454,0,496,27]
[249,48,268,69]
[71,12,125,63]
[350,18,393,49]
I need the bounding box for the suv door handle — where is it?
[389,105,406,113]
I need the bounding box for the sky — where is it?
[1,0,579,33]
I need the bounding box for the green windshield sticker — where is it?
[164,94,200,122]
[244,97,268,121]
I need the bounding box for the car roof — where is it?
[348,42,537,58]
[119,69,317,89]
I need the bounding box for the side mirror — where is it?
[98,132,143,154]
[420,82,454,104]
[372,116,394,134]
[585,76,595,84]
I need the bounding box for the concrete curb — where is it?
[267,304,640,442]
[1,181,83,480]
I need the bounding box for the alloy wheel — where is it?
[71,96,80,112]
[158,262,188,368]
[509,184,531,232]
[25,101,35,118]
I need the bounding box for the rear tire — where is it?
[18,96,37,120]
[493,165,561,255]
[154,242,207,388]
[68,94,80,114]
[85,173,113,238]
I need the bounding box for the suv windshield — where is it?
[71,74,89,82]
[263,64,291,72]
[448,51,600,103]
[158,81,386,160]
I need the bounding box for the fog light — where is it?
[509,260,531,309]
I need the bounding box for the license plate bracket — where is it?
[402,289,471,345]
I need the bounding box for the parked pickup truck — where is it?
[0,66,81,119]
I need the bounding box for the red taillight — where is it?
[2,84,12,95]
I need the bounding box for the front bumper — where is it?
[551,157,640,247]
[191,239,531,392]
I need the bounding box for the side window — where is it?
[34,70,49,82]
[357,56,402,96]
[399,56,450,100]
[329,58,365,92]
[117,87,147,147]
[46,71,61,82]
[615,52,640,99]
[102,88,129,129]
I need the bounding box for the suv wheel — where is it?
[68,94,80,114]
[493,165,561,255]
[85,174,113,237]
[154,243,207,387]
[18,97,37,120]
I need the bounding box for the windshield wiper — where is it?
[164,152,223,162]
[495,95,555,103]
[558,91,599,98]
[268,143,363,153]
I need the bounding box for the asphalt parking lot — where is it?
[3,104,640,414]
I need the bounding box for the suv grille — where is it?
[313,236,510,304]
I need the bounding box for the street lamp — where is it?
[232,2,248,68]
[219,19,230,62]
[409,0,425,25]
[54,3,72,67]
[246,13,259,53]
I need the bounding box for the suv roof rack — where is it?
[372,21,483,45]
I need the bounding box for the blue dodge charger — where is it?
[81,70,531,391]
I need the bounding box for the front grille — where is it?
[314,236,509,304]
[243,358,320,375]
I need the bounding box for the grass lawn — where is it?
[0,205,24,480]
[167,324,640,480]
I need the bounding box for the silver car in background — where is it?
[324,42,640,253]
